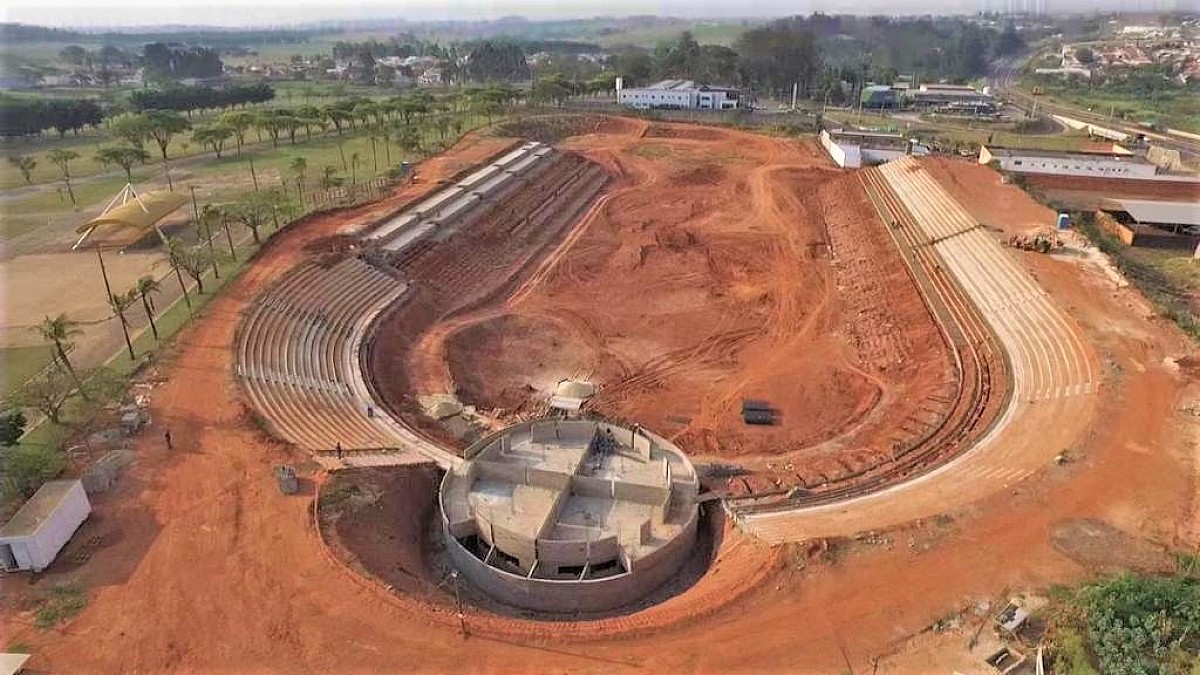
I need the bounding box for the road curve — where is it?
[739,157,1098,544]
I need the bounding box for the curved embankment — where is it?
[739,156,1097,544]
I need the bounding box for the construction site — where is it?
[3,115,1196,673]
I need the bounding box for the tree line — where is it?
[602,15,1026,102]
[142,43,223,81]
[0,97,103,138]
[130,83,276,116]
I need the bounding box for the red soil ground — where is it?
[1,125,1193,674]
[430,122,953,482]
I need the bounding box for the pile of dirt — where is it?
[668,163,726,187]
[1050,519,1176,574]
[319,465,448,601]
[492,114,611,143]
[645,124,725,141]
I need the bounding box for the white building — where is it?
[618,80,739,110]
[819,129,929,169]
[979,146,1159,179]
[0,480,91,572]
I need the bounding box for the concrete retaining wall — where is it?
[444,511,697,613]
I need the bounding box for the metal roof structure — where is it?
[0,480,80,538]
[984,146,1146,161]
[1104,198,1200,227]
[73,185,188,249]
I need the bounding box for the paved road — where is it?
[739,157,1098,543]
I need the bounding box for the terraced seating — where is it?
[364,141,554,254]
[236,257,409,452]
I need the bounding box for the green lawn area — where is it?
[2,110,480,245]
[1020,77,1200,134]
[0,88,413,190]
[1125,246,1200,298]
[2,345,55,394]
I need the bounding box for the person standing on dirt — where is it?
[164,429,173,450]
[336,442,343,460]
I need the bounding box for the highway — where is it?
[739,157,1098,544]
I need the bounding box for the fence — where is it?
[302,176,397,212]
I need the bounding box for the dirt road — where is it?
[3,124,1194,674]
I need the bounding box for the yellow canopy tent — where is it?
[73,185,189,249]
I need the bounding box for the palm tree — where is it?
[163,237,192,312]
[135,276,161,340]
[36,313,83,381]
[109,289,137,360]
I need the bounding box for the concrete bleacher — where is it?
[236,257,408,452]
[364,141,554,254]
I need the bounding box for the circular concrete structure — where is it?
[439,419,700,613]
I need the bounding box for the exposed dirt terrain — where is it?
[404,121,954,485]
[0,123,1194,675]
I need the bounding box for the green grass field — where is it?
[1020,77,1200,134]
[2,345,56,394]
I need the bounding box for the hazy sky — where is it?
[6,0,804,28]
[2,0,1184,28]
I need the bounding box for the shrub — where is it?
[34,581,87,628]
[1,443,66,498]
[1079,574,1200,674]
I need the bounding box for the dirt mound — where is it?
[645,124,726,142]
[669,163,726,187]
[1051,519,1175,574]
[318,465,448,600]
[447,313,596,412]
[492,114,610,143]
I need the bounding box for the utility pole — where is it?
[95,242,114,305]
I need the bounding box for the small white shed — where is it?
[0,480,91,572]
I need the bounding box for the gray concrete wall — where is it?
[536,532,620,567]
[477,460,526,485]
[445,515,697,613]
[612,481,670,505]
[571,475,613,499]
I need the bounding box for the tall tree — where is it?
[218,110,256,157]
[35,314,82,381]
[47,149,78,206]
[14,370,77,425]
[109,289,137,360]
[95,145,150,183]
[143,110,190,161]
[229,190,297,244]
[192,124,234,158]
[135,275,161,341]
